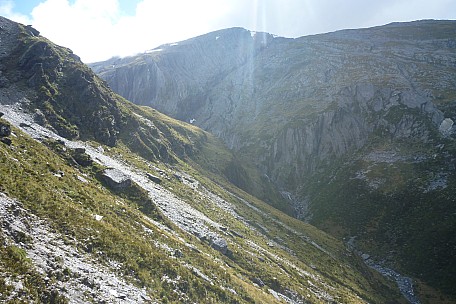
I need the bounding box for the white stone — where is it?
[77,175,88,183]
[439,118,454,134]
[94,214,103,221]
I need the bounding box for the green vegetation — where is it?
[4,18,447,302]
[301,135,456,299]
[0,115,406,303]
[0,123,251,302]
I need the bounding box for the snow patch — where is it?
[145,48,163,53]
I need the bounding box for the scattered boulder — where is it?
[33,109,46,126]
[252,277,265,287]
[183,176,195,183]
[155,168,166,175]
[72,148,92,167]
[101,168,132,189]
[0,112,4,118]
[77,175,88,183]
[0,121,11,137]
[230,230,244,239]
[19,122,33,129]
[439,118,454,135]
[146,173,162,184]
[93,214,103,221]
[0,120,12,145]
[173,249,184,258]
[210,237,228,255]
[0,137,11,146]
[53,170,65,178]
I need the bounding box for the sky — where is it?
[1,0,455,63]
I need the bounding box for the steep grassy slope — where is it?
[0,16,408,303]
[0,118,409,303]
[91,20,456,301]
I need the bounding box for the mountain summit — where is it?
[91,20,456,301]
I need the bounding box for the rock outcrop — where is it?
[0,119,12,145]
[101,168,132,189]
[1,16,122,146]
[0,121,11,137]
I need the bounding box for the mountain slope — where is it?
[90,21,455,186]
[91,20,456,301]
[0,16,408,303]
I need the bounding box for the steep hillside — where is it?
[0,16,409,303]
[91,20,456,301]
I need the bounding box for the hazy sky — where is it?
[1,0,455,62]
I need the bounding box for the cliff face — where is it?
[91,21,455,189]
[90,28,274,117]
[91,20,456,298]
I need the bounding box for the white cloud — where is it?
[29,0,122,62]
[0,0,31,24]
[2,0,233,62]
[108,0,230,61]
[1,0,456,63]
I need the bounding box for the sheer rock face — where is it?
[91,21,456,189]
